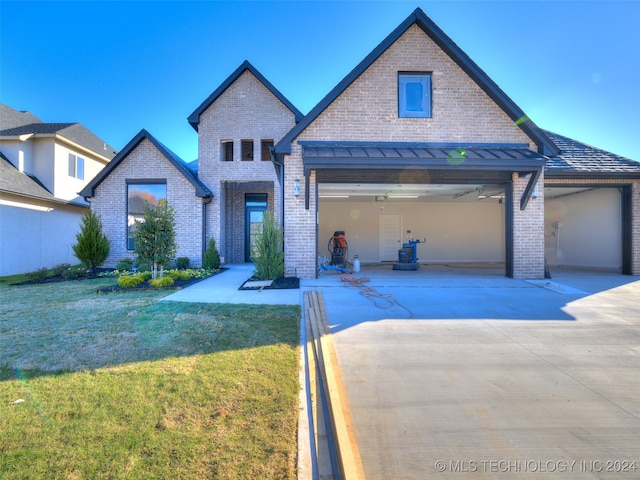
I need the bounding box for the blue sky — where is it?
[2,1,639,162]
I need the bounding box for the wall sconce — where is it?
[293,178,300,197]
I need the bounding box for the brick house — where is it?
[81,8,640,278]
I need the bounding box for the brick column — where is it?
[511,171,545,279]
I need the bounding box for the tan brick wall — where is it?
[91,139,204,268]
[285,25,539,278]
[546,177,640,275]
[197,70,296,262]
[511,172,545,278]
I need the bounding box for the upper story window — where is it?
[68,153,84,180]
[261,140,274,161]
[127,181,167,250]
[241,140,254,161]
[222,141,233,161]
[398,72,432,118]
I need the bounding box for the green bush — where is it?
[72,211,110,271]
[28,267,49,281]
[169,270,190,281]
[251,211,284,281]
[203,237,221,270]
[61,266,87,279]
[149,276,175,288]
[176,257,190,269]
[117,274,146,288]
[116,258,134,271]
[52,263,72,276]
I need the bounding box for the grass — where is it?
[0,277,301,479]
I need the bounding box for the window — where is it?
[241,140,254,161]
[222,141,234,161]
[398,73,432,118]
[127,182,167,250]
[68,153,85,180]
[261,140,274,161]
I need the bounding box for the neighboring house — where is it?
[0,104,117,276]
[81,8,640,279]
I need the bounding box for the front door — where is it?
[245,194,268,262]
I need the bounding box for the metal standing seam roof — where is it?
[300,142,547,170]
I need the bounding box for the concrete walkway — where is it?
[161,263,301,305]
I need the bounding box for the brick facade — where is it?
[90,139,204,268]
[196,71,296,262]
[283,25,541,279]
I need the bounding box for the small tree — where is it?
[72,210,110,272]
[203,237,221,270]
[251,211,284,280]
[133,199,177,279]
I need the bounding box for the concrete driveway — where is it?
[302,265,640,478]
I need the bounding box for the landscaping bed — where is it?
[240,276,300,291]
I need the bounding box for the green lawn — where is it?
[0,277,301,479]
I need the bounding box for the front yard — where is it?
[0,277,300,479]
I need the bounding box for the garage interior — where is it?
[317,183,626,276]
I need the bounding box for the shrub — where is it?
[116,258,134,271]
[176,257,190,269]
[52,263,72,276]
[251,211,284,281]
[169,270,190,281]
[61,266,87,279]
[149,276,174,288]
[72,211,110,272]
[117,274,147,288]
[203,237,221,270]
[28,267,49,281]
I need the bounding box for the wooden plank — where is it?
[305,291,366,480]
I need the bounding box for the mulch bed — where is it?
[239,276,300,290]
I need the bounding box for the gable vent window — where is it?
[222,141,234,161]
[68,153,84,180]
[398,72,432,118]
[261,140,274,161]
[241,140,254,161]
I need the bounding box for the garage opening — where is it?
[544,186,626,273]
[317,182,507,276]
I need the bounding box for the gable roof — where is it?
[276,8,559,157]
[544,131,640,178]
[187,60,304,131]
[79,129,212,198]
[0,103,42,130]
[0,121,118,160]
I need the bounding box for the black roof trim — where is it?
[80,129,212,198]
[299,140,531,149]
[187,60,304,131]
[276,8,559,157]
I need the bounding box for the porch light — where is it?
[293,178,300,197]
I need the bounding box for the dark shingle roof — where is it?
[0,122,117,160]
[0,152,56,201]
[80,129,212,198]
[0,104,42,130]
[545,131,640,177]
